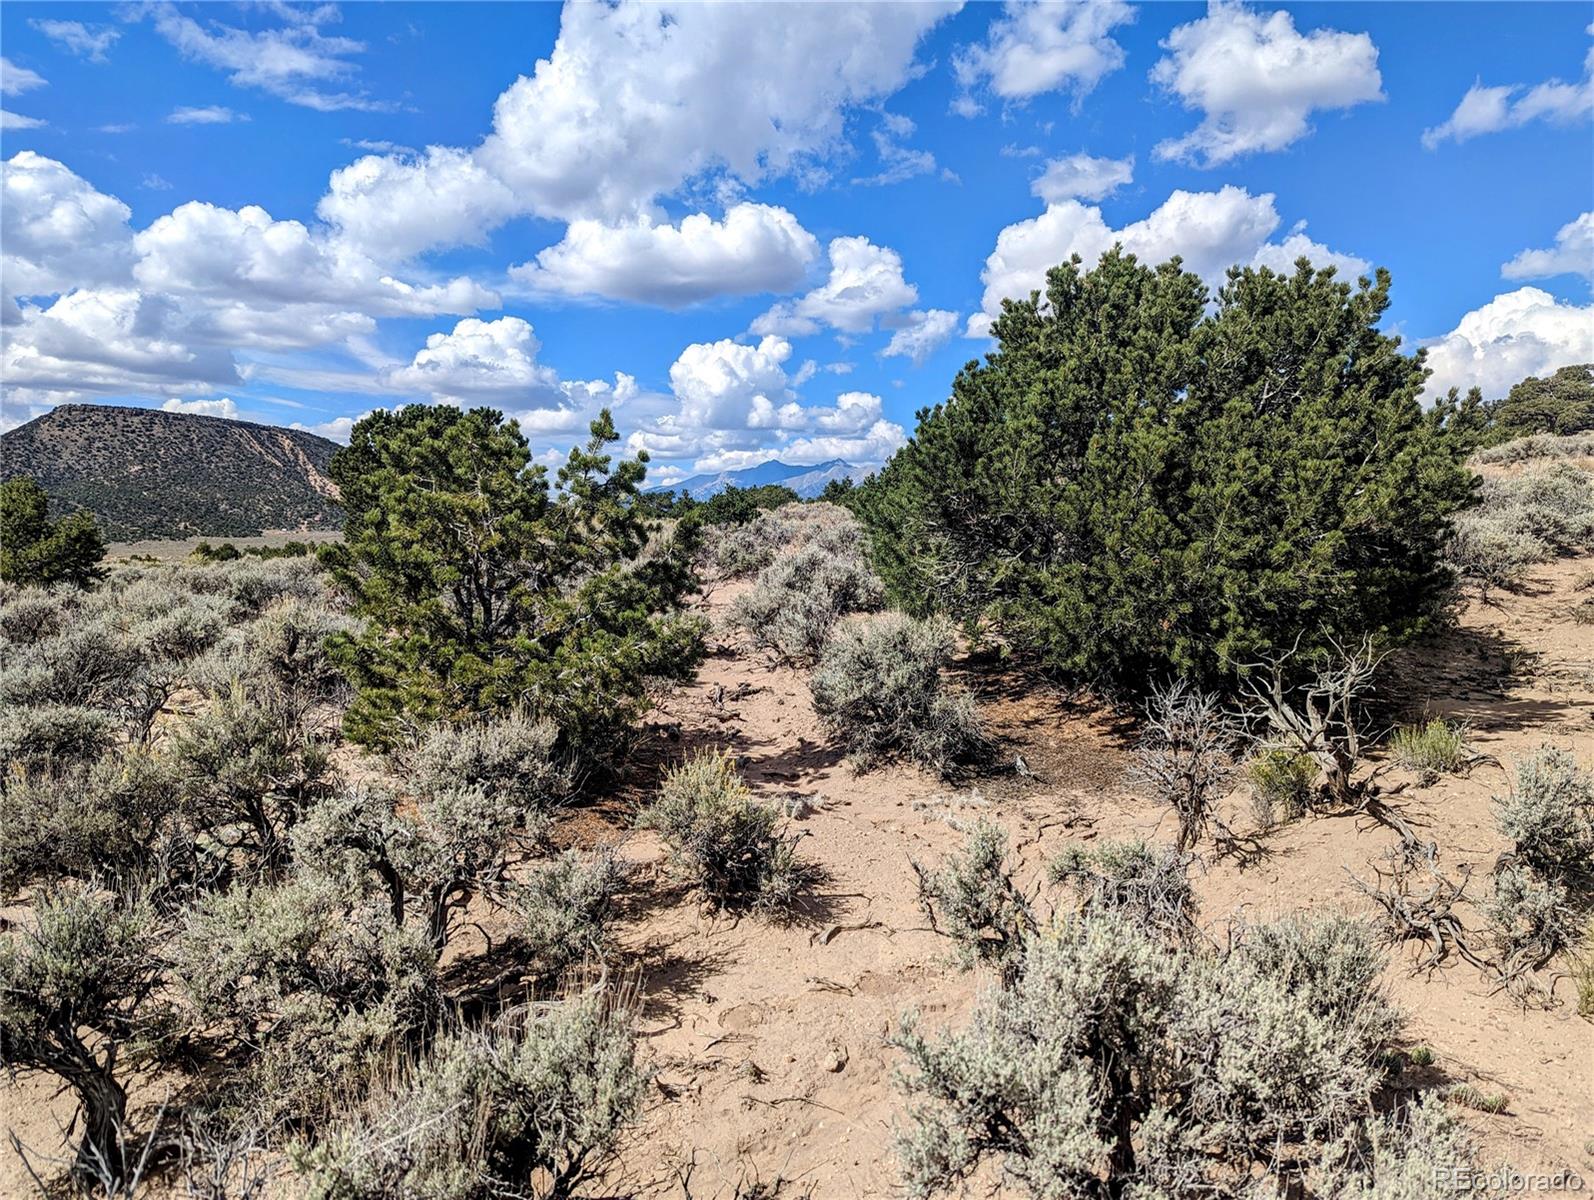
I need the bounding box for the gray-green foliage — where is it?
[0,884,168,1184]
[1485,749,1593,996]
[638,750,807,913]
[293,992,644,1200]
[508,848,626,986]
[1314,1094,1476,1200]
[172,874,439,1122]
[1494,748,1594,879]
[0,749,183,894]
[1449,462,1594,594]
[892,911,1401,1200]
[1048,839,1197,944]
[292,782,522,953]
[810,612,986,773]
[404,709,569,820]
[730,536,885,664]
[913,820,1037,975]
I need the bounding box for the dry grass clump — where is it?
[637,750,810,914]
[1246,745,1318,829]
[1389,718,1472,777]
[809,612,986,774]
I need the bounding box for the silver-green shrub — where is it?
[404,709,569,819]
[730,539,885,664]
[508,848,626,986]
[892,911,1400,1199]
[293,991,643,1200]
[173,874,439,1123]
[912,820,1036,976]
[637,750,806,913]
[810,612,986,773]
[1048,839,1197,944]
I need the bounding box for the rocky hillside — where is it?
[1,404,343,540]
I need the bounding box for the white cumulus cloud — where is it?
[967,186,1369,337]
[752,236,919,337]
[1421,287,1594,400]
[1032,153,1133,203]
[161,396,239,419]
[953,0,1135,115]
[1422,30,1593,148]
[512,203,819,307]
[1502,213,1594,285]
[884,309,960,366]
[31,20,119,62]
[1152,2,1383,166]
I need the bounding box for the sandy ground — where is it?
[3,558,1591,1198]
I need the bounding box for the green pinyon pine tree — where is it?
[0,477,107,588]
[857,250,1479,688]
[321,406,704,759]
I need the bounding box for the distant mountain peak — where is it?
[650,457,864,501]
[1,403,344,541]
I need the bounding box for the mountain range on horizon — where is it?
[650,458,862,502]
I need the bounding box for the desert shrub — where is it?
[810,612,986,773]
[637,751,806,913]
[1247,745,1318,829]
[1574,599,1594,625]
[702,508,800,579]
[0,476,106,588]
[1485,750,1594,999]
[293,990,643,1200]
[404,710,569,818]
[1389,718,1471,777]
[189,596,354,739]
[1475,431,1594,465]
[0,616,146,710]
[1048,839,1196,943]
[0,749,183,894]
[1315,1094,1476,1200]
[1233,912,1394,1027]
[1445,513,1545,598]
[173,684,338,878]
[1494,748,1594,879]
[507,849,627,986]
[730,539,885,664]
[0,586,74,643]
[0,702,117,771]
[1483,864,1579,991]
[293,783,521,952]
[1130,681,1238,851]
[892,910,1400,1199]
[1451,463,1594,595]
[913,820,1037,976]
[857,253,1477,690]
[321,406,704,764]
[1242,637,1383,805]
[173,875,439,1122]
[0,884,167,1187]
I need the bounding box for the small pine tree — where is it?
[0,478,106,588]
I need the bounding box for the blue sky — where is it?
[2,1,1591,485]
